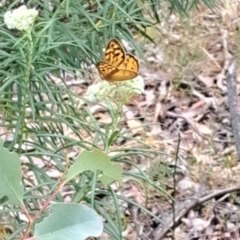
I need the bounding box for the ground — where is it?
[79,1,240,239]
[13,1,240,239]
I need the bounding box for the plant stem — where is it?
[19,30,34,150]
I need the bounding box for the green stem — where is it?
[19,30,33,149]
[105,100,123,153]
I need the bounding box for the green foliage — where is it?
[0,139,23,205]
[170,0,216,13]
[67,148,123,187]
[0,0,216,239]
[35,203,103,240]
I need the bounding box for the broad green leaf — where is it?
[34,203,103,240]
[67,148,123,187]
[0,139,23,205]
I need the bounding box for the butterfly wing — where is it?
[106,69,138,82]
[118,54,139,72]
[96,61,118,80]
[96,38,139,82]
[104,38,125,67]
[108,54,139,82]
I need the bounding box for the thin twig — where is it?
[153,186,240,240]
[222,29,240,160]
[171,135,181,240]
[21,178,66,240]
[226,60,240,160]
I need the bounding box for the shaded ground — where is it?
[17,1,240,239]
[3,1,240,239]
[78,1,240,239]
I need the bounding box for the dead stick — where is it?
[226,60,240,161]
[154,185,240,240]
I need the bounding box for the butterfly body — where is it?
[97,38,139,82]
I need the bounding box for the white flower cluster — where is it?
[86,76,145,102]
[4,5,38,31]
[123,76,145,94]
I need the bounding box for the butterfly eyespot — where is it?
[96,38,139,82]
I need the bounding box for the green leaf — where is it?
[0,140,23,205]
[0,139,23,205]
[34,203,103,240]
[67,148,123,187]
[108,130,120,146]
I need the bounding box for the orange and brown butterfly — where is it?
[96,38,139,82]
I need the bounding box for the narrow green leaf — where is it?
[108,130,120,146]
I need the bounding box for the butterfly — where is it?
[96,38,139,82]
